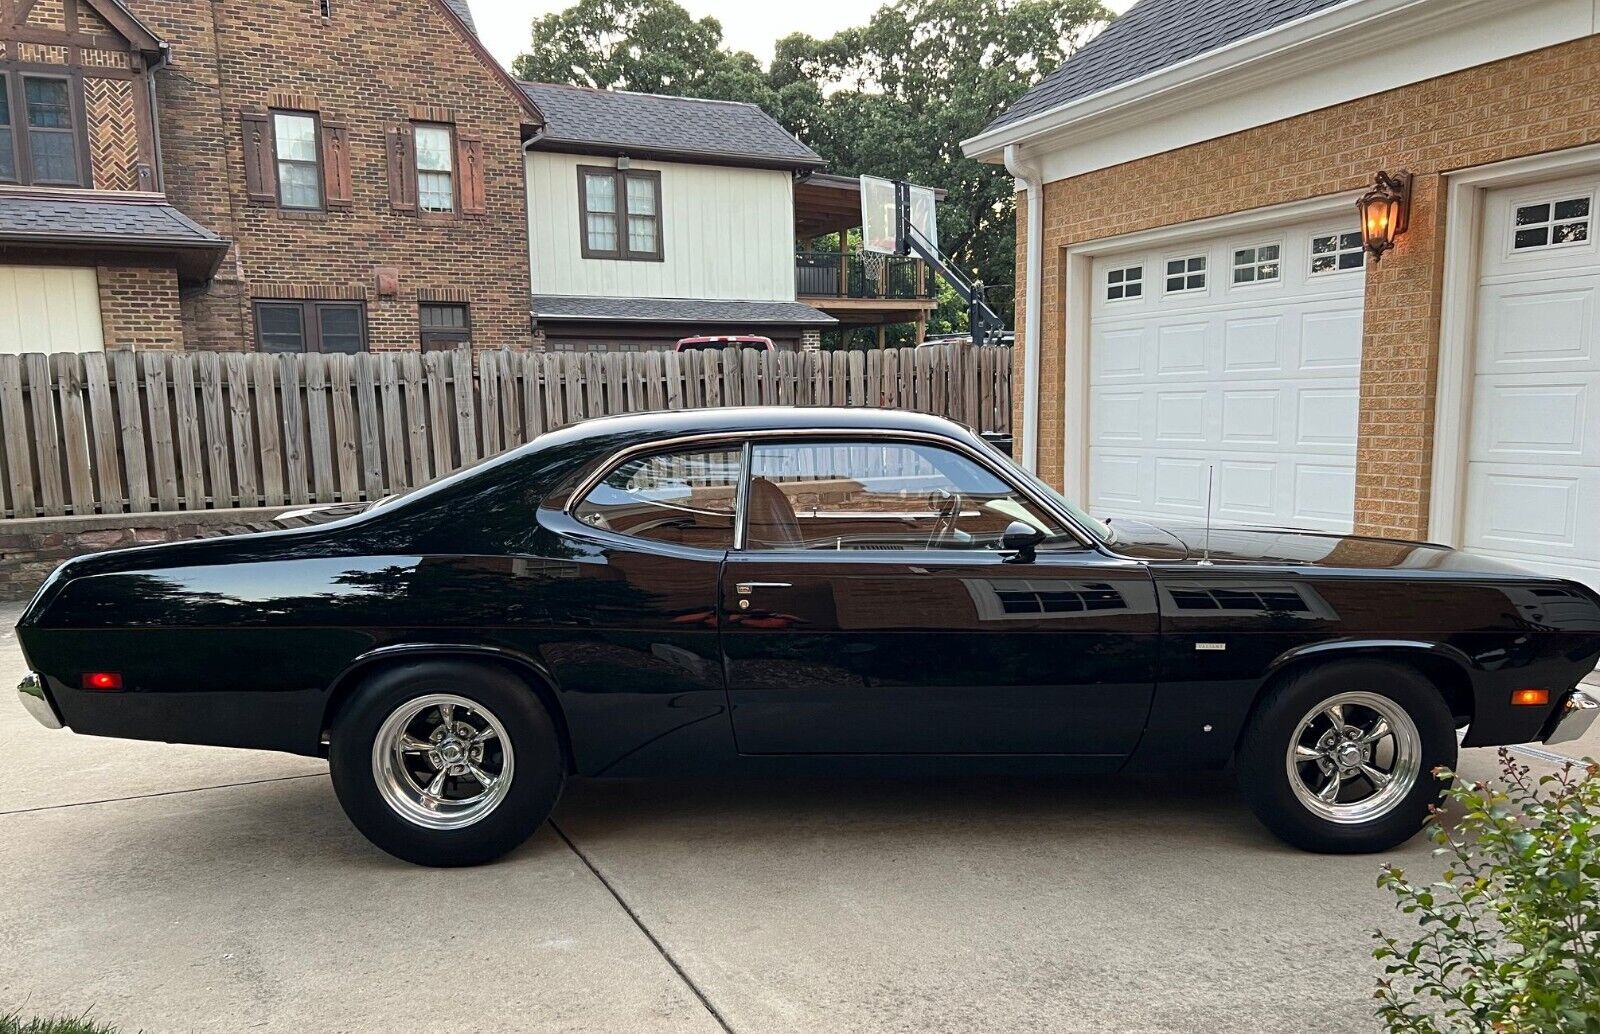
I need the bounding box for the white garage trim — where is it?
[1430,142,1600,546]
[1060,191,1361,507]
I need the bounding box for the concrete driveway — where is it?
[4,598,1596,1034]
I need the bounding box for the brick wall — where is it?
[128,0,535,353]
[97,265,184,349]
[1021,34,1600,539]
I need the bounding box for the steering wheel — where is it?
[925,488,963,549]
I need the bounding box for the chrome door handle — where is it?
[736,582,792,595]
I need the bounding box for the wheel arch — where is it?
[1240,640,1477,752]
[320,644,576,772]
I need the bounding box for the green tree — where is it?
[513,0,1112,328]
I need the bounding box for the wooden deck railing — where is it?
[0,344,1012,520]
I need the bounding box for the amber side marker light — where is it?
[81,672,123,691]
[1511,688,1550,707]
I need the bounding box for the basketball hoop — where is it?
[861,250,887,286]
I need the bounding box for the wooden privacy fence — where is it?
[0,344,1013,520]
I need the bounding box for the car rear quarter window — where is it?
[574,447,743,551]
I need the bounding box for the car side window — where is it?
[574,447,743,550]
[744,440,1069,552]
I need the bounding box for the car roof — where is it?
[553,406,976,442]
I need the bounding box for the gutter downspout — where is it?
[1004,143,1044,474]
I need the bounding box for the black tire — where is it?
[329,660,565,867]
[1236,659,1456,853]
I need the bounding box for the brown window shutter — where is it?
[386,123,416,212]
[323,119,353,209]
[456,132,485,216]
[241,112,276,203]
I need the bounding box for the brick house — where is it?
[1,0,543,354]
[963,0,1600,596]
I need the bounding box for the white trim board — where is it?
[966,0,1598,184]
[1058,192,1360,505]
[1429,142,1600,546]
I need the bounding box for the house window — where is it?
[579,166,663,260]
[0,79,13,183]
[1165,255,1206,293]
[1232,244,1281,285]
[420,303,470,350]
[319,0,333,15]
[254,301,366,353]
[1310,231,1364,275]
[414,123,455,214]
[273,112,322,210]
[1512,196,1591,251]
[1106,265,1142,301]
[0,74,83,186]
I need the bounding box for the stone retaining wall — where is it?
[0,509,291,601]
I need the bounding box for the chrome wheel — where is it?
[1286,691,1421,825]
[372,693,514,830]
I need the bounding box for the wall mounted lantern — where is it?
[1357,170,1412,263]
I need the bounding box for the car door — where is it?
[719,436,1159,756]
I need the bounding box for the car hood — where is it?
[1103,517,1546,577]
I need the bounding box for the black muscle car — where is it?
[15,408,1600,866]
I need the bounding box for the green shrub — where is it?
[1373,750,1600,1034]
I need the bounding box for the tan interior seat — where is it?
[745,477,805,550]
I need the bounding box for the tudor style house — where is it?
[965,0,1600,603]
[1,0,539,354]
[521,82,938,351]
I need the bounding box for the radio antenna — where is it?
[1199,465,1215,567]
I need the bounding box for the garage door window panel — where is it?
[1106,265,1143,302]
[1165,256,1207,294]
[1310,232,1364,275]
[1232,243,1281,286]
[1512,196,1592,251]
[573,447,743,551]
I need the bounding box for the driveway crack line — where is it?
[550,818,737,1034]
[0,772,328,816]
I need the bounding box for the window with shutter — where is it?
[414,123,455,214]
[273,111,322,210]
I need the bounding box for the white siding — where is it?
[0,266,105,354]
[526,151,796,301]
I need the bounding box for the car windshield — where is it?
[975,438,1113,543]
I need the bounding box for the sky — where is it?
[464,0,1140,72]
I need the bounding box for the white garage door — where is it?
[0,266,105,354]
[1088,217,1366,531]
[1463,174,1600,595]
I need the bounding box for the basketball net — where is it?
[861,250,888,286]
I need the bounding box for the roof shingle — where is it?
[532,295,836,326]
[983,0,1351,134]
[0,195,224,247]
[520,82,825,169]
[440,0,476,34]
[0,193,229,282]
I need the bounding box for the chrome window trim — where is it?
[563,427,1098,553]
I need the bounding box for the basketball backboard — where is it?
[860,175,940,256]
[860,175,900,255]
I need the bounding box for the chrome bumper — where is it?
[17,672,63,730]
[1545,688,1598,747]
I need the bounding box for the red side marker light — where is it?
[82,672,123,691]
[1511,688,1549,707]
